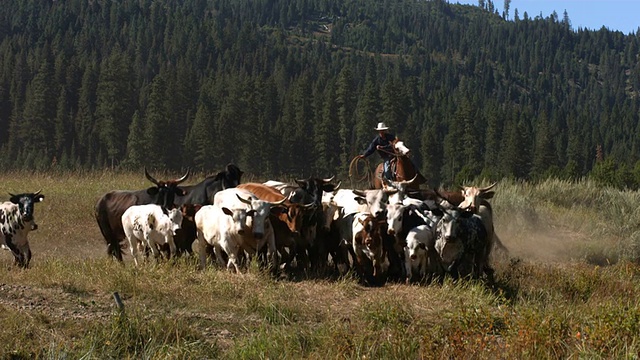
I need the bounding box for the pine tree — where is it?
[143,73,169,168]
[95,50,135,168]
[123,110,145,169]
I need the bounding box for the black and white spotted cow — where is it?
[434,206,494,283]
[0,191,45,268]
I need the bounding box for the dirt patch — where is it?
[0,283,114,321]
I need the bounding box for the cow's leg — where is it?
[197,230,208,270]
[126,235,139,267]
[404,249,412,284]
[146,234,161,262]
[166,235,177,260]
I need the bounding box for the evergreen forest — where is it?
[2,0,640,187]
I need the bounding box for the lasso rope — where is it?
[349,156,374,188]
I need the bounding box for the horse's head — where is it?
[392,139,411,156]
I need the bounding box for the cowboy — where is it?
[357,122,398,181]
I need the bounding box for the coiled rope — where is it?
[349,156,374,189]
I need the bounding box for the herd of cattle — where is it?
[0,163,507,286]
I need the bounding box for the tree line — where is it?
[1,0,639,188]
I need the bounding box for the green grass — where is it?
[1,172,640,358]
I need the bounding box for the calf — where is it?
[404,225,440,283]
[172,204,203,256]
[0,191,45,268]
[122,204,183,266]
[435,207,493,282]
[352,213,389,285]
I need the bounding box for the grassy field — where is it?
[1,171,640,359]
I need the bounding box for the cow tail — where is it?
[492,233,509,255]
[95,198,124,261]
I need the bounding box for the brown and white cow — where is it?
[237,183,314,270]
[352,213,389,285]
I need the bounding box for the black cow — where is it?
[168,163,243,257]
[434,207,493,283]
[174,163,244,206]
[95,169,189,261]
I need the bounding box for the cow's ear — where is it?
[480,191,495,200]
[175,188,188,196]
[418,243,426,250]
[147,187,159,195]
[9,195,20,204]
[354,196,367,205]
[246,210,256,217]
[221,207,233,216]
[35,194,45,202]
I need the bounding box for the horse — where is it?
[373,139,426,190]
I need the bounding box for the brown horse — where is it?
[373,139,426,190]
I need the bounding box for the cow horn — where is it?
[352,189,366,197]
[8,192,15,197]
[271,196,287,206]
[33,189,42,196]
[236,194,253,205]
[322,175,335,183]
[480,182,498,192]
[174,169,190,184]
[333,181,341,191]
[398,174,418,185]
[383,188,398,195]
[303,201,316,209]
[144,167,159,185]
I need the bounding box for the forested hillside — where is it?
[1,0,639,187]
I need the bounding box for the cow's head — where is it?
[9,190,45,224]
[435,207,474,270]
[357,215,388,278]
[352,189,394,218]
[221,206,251,235]
[145,168,190,209]
[406,232,427,261]
[272,199,315,234]
[223,163,244,189]
[294,175,341,205]
[237,194,286,238]
[180,204,202,222]
[458,182,497,213]
[385,203,405,236]
[167,208,184,236]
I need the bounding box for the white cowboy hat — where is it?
[374,122,389,131]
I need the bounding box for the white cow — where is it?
[404,225,438,282]
[196,188,284,272]
[122,204,183,266]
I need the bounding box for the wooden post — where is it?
[113,291,125,312]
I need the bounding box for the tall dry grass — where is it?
[0,172,639,358]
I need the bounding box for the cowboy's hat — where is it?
[374,122,389,131]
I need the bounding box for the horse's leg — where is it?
[373,163,384,189]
